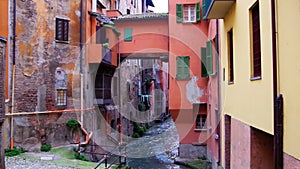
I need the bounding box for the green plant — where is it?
[5,147,25,157]
[102,43,109,48]
[132,132,140,138]
[41,144,52,152]
[74,152,89,161]
[138,102,146,111]
[66,119,80,130]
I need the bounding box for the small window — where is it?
[176,3,200,23]
[196,114,207,129]
[250,3,261,79]
[56,89,67,106]
[176,56,190,80]
[55,18,69,42]
[124,28,132,41]
[183,4,196,22]
[228,29,234,83]
[127,9,131,14]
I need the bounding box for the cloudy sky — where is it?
[148,0,168,13]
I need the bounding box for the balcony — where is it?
[203,0,235,19]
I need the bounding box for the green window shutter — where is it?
[124,28,132,41]
[201,47,208,77]
[196,2,201,22]
[202,0,206,20]
[176,4,183,23]
[206,40,213,75]
[176,56,190,80]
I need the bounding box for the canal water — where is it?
[125,118,190,169]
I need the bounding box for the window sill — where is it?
[55,40,70,44]
[250,76,261,81]
[228,81,234,85]
[194,128,209,132]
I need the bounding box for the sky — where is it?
[148,0,168,13]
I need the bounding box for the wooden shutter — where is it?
[124,28,132,41]
[202,0,206,19]
[176,4,183,23]
[252,3,261,77]
[206,40,213,75]
[201,47,208,77]
[196,2,201,22]
[56,18,69,42]
[176,56,190,80]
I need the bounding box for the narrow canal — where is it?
[125,118,190,169]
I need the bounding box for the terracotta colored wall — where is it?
[116,19,169,55]
[284,153,300,169]
[231,118,251,169]
[169,0,209,111]
[0,0,9,99]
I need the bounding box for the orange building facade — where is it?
[0,0,9,99]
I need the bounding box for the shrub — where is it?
[66,119,80,130]
[74,152,89,161]
[137,102,146,111]
[132,132,140,138]
[41,144,52,152]
[5,147,25,157]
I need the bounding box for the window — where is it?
[196,114,207,129]
[176,56,190,80]
[250,3,261,79]
[55,18,69,42]
[124,28,132,41]
[56,89,67,106]
[176,3,200,23]
[228,29,234,83]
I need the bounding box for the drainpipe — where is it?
[216,19,221,166]
[117,35,122,144]
[271,0,283,168]
[10,0,17,150]
[80,0,84,126]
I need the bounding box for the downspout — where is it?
[216,19,221,166]
[118,35,122,144]
[10,0,17,150]
[271,0,283,168]
[80,0,84,126]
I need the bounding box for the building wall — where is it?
[116,19,169,54]
[8,0,83,149]
[277,0,300,163]
[168,0,210,145]
[220,0,274,136]
[0,0,9,99]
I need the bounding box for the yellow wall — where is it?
[220,0,274,136]
[277,0,300,161]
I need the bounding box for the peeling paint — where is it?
[186,76,203,103]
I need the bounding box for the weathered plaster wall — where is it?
[8,0,83,149]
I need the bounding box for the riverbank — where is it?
[4,146,124,169]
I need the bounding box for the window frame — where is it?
[176,2,200,23]
[227,29,234,84]
[250,2,262,80]
[195,114,207,130]
[183,4,196,23]
[56,89,67,107]
[55,17,70,43]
